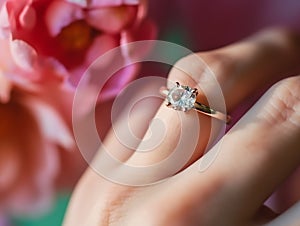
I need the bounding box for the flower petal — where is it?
[0,72,12,103]
[34,144,60,193]
[135,0,147,21]
[99,63,138,101]
[26,98,75,150]
[34,57,69,84]
[0,145,21,191]
[86,5,138,33]
[85,34,118,66]
[67,34,118,87]
[4,143,58,215]
[19,3,36,30]
[66,0,89,7]
[120,19,157,60]
[0,3,10,38]
[45,0,84,37]
[9,39,37,72]
[88,0,139,8]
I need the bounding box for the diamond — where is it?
[166,83,197,111]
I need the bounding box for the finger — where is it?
[64,82,163,225]
[178,76,300,225]
[169,28,300,110]
[126,29,300,168]
[252,205,278,225]
[266,201,300,226]
[270,165,300,212]
[94,80,163,163]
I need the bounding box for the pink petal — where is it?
[5,0,28,33]
[0,2,9,27]
[9,40,68,83]
[9,39,38,72]
[5,143,58,214]
[34,144,60,192]
[0,39,14,70]
[0,0,5,6]
[0,3,10,38]
[86,5,138,33]
[68,83,102,116]
[26,98,75,150]
[0,72,12,103]
[66,0,89,7]
[88,0,139,8]
[0,145,21,191]
[68,34,119,87]
[3,70,41,92]
[85,34,118,66]
[67,66,87,87]
[99,63,138,101]
[34,57,69,83]
[45,0,84,37]
[19,3,36,30]
[120,19,157,60]
[135,0,147,21]
[123,19,157,42]
[0,92,63,215]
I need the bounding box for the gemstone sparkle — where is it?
[166,84,196,111]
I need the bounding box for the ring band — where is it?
[160,82,231,124]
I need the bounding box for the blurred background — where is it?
[149,0,300,50]
[2,0,300,225]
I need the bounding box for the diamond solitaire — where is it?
[166,82,198,112]
[160,82,231,123]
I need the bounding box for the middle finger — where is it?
[126,29,300,170]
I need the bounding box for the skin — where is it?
[63,29,300,226]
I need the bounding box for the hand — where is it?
[63,29,300,226]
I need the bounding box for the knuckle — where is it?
[172,54,197,71]
[274,77,300,107]
[168,54,200,85]
[169,50,236,85]
[267,76,300,127]
[168,53,220,87]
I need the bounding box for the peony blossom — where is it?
[0,1,156,224]
[0,72,82,217]
[0,36,88,224]
[0,0,156,99]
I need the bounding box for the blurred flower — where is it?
[0,0,156,223]
[0,44,88,226]
[0,72,78,216]
[0,36,88,223]
[0,0,156,99]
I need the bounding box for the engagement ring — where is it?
[160,82,231,124]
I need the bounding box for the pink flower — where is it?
[0,37,86,222]
[0,0,156,99]
[0,70,87,218]
[0,0,156,220]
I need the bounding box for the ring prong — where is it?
[176,82,180,87]
[192,88,198,95]
[166,102,171,107]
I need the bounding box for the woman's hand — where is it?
[64,29,300,226]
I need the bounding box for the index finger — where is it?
[177,76,300,225]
